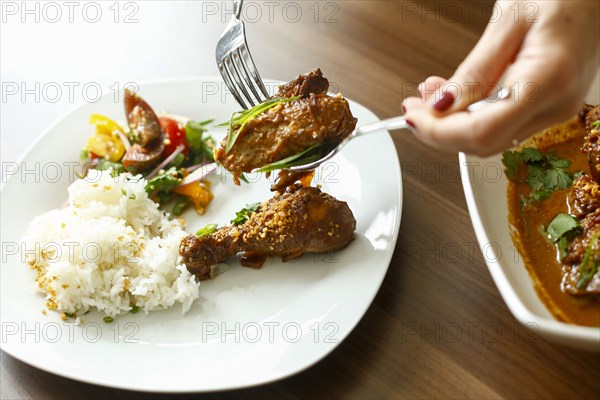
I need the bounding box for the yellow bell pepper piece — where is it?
[85,114,126,162]
[89,114,124,133]
[173,181,214,215]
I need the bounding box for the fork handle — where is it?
[233,0,243,19]
[356,87,512,136]
[354,116,410,136]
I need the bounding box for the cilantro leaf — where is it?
[502,150,522,181]
[521,147,543,163]
[547,157,570,170]
[231,203,260,225]
[540,169,572,191]
[504,147,574,203]
[543,213,582,261]
[145,167,182,195]
[96,159,126,177]
[526,165,545,191]
[546,213,581,243]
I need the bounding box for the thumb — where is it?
[428,5,532,113]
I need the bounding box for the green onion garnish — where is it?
[218,96,301,153]
[196,223,218,237]
[257,145,322,173]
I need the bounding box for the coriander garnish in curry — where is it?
[504,105,600,327]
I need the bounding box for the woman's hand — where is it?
[402,1,600,157]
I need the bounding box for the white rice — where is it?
[23,169,200,318]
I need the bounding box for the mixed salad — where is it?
[81,89,217,215]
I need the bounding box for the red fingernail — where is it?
[406,119,416,129]
[401,103,406,113]
[432,91,455,111]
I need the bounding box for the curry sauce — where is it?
[508,118,600,327]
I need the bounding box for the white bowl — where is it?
[460,70,600,351]
[460,152,600,351]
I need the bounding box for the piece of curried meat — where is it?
[561,118,600,295]
[179,185,356,280]
[563,174,600,295]
[582,105,600,182]
[274,68,330,98]
[214,69,357,185]
[571,175,600,219]
[562,224,600,295]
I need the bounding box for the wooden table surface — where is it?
[2,1,599,399]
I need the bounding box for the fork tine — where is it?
[226,56,256,107]
[239,45,270,99]
[219,58,249,109]
[235,48,263,104]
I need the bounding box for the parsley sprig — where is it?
[502,147,573,203]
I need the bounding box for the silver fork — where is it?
[216,0,270,110]
[288,87,513,172]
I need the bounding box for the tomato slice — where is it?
[159,117,189,156]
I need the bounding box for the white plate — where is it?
[459,74,600,351]
[0,78,403,391]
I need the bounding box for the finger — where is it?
[402,96,429,113]
[500,24,592,122]
[405,51,585,156]
[405,77,449,113]
[404,96,533,156]
[418,76,447,101]
[428,3,533,114]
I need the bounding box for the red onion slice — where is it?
[185,162,209,173]
[146,144,185,179]
[116,131,131,151]
[180,163,218,186]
